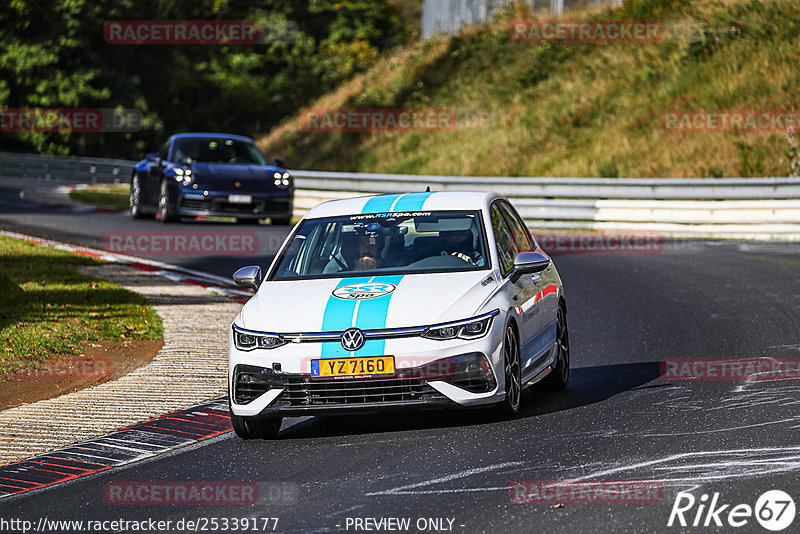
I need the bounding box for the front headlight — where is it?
[273,171,290,187]
[233,325,286,351]
[422,310,498,341]
[173,167,192,185]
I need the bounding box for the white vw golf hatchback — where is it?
[228,191,569,438]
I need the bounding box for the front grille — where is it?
[180,198,209,211]
[234,372,272,404]
[180,195,289,214]
[273,376,446,407]
[449,375,492,393]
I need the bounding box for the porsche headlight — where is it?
[273,171,290,187]
[422,310,498,341]
[173,168,192,185]
[232,325,286,351]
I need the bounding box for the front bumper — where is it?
[177,190,292,218]
[228,314,508,418]
[230,352,502,418]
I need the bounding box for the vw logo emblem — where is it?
[341,328,365,351]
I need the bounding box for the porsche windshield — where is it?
[271,211,490,280]
[172,138,266,165]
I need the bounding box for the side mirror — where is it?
[233,265,262,290]
[272,157,285,168]
[510,251,550,283]
[146,152,162,164]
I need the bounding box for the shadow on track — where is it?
[276,361,661,440]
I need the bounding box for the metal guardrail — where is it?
[291,172,800,239]
[0,151,133,184]
[2,151,799,238]
[291,170,800,200]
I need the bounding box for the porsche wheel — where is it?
[158,180,176,223]
[129,173,146,219]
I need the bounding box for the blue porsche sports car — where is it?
[130,133,293,224]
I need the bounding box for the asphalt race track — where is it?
[2,177,800,533]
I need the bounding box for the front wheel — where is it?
[129,173,147,219]
[498,323,522,416]
[542,304,569,390]
[158,180,177,223]
[230,412,282,439]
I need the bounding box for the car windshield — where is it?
[171,137,266,165]
[271,211,490,280]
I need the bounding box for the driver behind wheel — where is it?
[355,233,381,271]
[441,230,481,265]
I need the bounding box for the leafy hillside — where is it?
[1,0,419,159]
[258,0,800,177]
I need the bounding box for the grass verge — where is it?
[0,235,163,381]
[69,185,130,211]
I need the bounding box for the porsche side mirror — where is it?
[272,157,285,168]
[510,251,550,282]
[233,265,262,290]
[146,152,162,164]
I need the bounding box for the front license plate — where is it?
[228,194,253,204]
[311,356,395,378]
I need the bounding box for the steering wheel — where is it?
[442,250,476,265]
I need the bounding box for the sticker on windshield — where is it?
[332,283,396,300]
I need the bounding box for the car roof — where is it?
[170,132,255,143]
[305,191,503,219]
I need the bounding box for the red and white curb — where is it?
[0,398,232,500]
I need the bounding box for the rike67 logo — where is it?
[668,490,795,531]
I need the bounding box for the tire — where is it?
[230,413,282,440]
[236,218,261,225]
[498,323,522,416]
[271,215,292,226]
[542,304,570,390]
[129,173,146,219]
[158,179,177,223]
